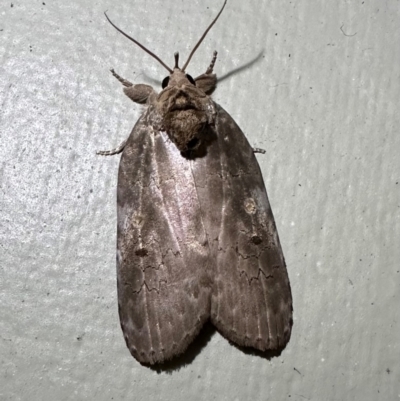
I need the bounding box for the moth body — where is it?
[99,0,293,365]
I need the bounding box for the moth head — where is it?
[104,0,226,94]
[161,55,217,95]
[162,55,196,89]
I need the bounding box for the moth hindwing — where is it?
[98,0,293,365]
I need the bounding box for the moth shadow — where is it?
[146,321,216,373]
[217,50,264,84]
[230,341,286,361]
[141,50,265,88]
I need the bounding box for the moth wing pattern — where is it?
[117,110,213,365]
[116,103,292,365]
[193,104,293,351]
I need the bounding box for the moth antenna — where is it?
[181,0,227,72]
[104,12,173,74]
[174,52,180,69]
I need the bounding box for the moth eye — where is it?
[187,137,199,149]
[186,74,196,85]
[162,76,170,89]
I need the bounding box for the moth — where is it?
[98,0,293,365]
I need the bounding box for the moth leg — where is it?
[252,147,266,154]
[96,139,127,156]
[111,69,156,104]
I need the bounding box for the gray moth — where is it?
[98,0,293,365]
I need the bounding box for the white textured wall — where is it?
[1,0,399,400]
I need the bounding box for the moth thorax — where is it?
[175,95,189,108]
[163,109,208,152]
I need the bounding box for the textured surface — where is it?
[1,0,399,399]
